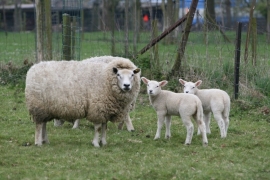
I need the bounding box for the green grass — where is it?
[0,86,270,179]
[0,30,270,179]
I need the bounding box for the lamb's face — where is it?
[146,81,162,96]
[182,81,197,94]
[113,67,140,92]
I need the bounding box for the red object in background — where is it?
[143,14,149,22]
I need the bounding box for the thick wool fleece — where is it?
[25,56,141,124]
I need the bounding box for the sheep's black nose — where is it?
[149,90,153,94]
[124,84,130,88]
[185,91,189,93]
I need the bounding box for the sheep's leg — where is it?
[54,119,65,127]
[72,119,80,129]
[35,122,47,146]
[118,114,134,132]
[180,116,194,145]
[42,122,49,144]
[101,123,107,146]
[125,114,135,132]
[154,113,165,140]
[92,123,102,147]
[213,112,226,138]
[196,119,208,145]
[165,115,171,139]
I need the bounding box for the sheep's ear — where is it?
[159,80,168,87]
[133,68,140,74]
[179,79,186,86]
[141,77,149,84]
[113,67,118,74]
[195,80,202,87]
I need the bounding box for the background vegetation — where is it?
[0,28,270,179]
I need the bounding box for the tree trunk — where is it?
[35,0,44,62]
[170,0,199,78]
[205,0,215,22]
[13,0,22,32]
[224,0,232,28]
[267,0,270,43]
[125,0,129,57]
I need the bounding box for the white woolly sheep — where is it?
[54,102,136,129]
[179,79,230,138]
[141,77,208,146]
[25,56,141,147]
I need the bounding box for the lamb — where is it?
[179,79,230,138]
[141,77,208,146]
[25,56,141,147]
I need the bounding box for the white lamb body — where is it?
[25,56,141,147]
[179,79,230,138]
[141,77,208,146]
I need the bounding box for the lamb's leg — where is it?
[92,123,101,147]
[165,115,171,139]
[197,112,211,135]
[154,113,165,140]
[223,114,229,137]
[180,116,194,145]
[42,122,49,144]
[35,122,47,146]
[101,123,107,146]
[213,112,226,138]
[72,119,80,129]
[196,118,208,145]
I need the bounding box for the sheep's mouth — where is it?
[122,87,131,91]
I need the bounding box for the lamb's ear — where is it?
[133,68,140,74]
[179,79,186,86]
[141,77,149,84]
[195,80,202,87]
[159,80,168,87]
[113,67,118,74]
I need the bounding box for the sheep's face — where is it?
[113,67,140,92]
[179,79,202,94]
[141,77,168,96]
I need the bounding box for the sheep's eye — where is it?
[192,87,195,89]
[156,86,159,88]
[117,74,120,76]
[131,74,134,77]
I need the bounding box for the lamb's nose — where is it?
[149,90,153,94]
[185,91,189,93]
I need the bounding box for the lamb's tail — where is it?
[223,94,231,118]
[196,100,204,123]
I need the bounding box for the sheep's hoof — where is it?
[203,143,208,147]
[184,143,190,146]
[154,137,159,140]
[92,141,100,148]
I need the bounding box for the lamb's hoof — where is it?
[203,142,208,147]
[184,143,190,146]
[165,135,171,139]
[154,137,159,140]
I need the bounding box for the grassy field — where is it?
[0,30,270,179]
[0,85,270,179]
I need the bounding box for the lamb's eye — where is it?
[117,74,120,76]
[156,86,159,88]
[192,87,195,89]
